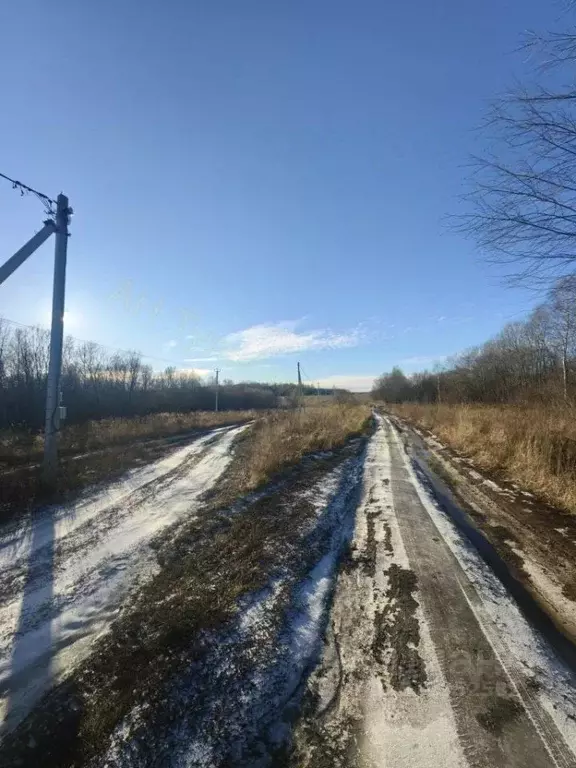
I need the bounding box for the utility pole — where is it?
[214,368,220,412]
[297,361,302,407]
[43,194,70,482]
[0,172,71,484]
[433,363,442,406]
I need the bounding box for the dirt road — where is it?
[0,424,247,735]
[291,415,576,768]
[1,415,576,767]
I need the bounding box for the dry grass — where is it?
[237,404,371,491]
[390,403,576,514]
[0,410,255,467]
[300,395,338,407]
[0,406,369,524]
[0,410,255,523]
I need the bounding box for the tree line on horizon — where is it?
[0,319,338,432]
[373,275,576,406]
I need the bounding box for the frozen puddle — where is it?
[0,424,246,734]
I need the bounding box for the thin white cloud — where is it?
[223,322,363,362]
[165,340,178,348]
[316,374,377,393]
[179,367,212,377]
[184,356,219,362]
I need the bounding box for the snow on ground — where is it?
[297,415,464,767]
[290,416,576,767]
[0,424,247,735]
[96,452,365,768]
[360,420,464,768]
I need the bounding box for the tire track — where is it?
[0,424,246,736]
[290,418,464,768]
[385,416,576,768]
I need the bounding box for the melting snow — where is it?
[0,424,247,734]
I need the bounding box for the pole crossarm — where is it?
[0,221,56,286]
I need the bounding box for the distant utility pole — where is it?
[297,361,303,407]
[433,363,443,406]
[214,368,220,412]
[0,172,71,485]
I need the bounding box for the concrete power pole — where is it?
[214,368,220,412]
[43,194,70,482]
[297,361,303,407]
[0,172,71,485]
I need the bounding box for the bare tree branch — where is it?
[457,24,576,284]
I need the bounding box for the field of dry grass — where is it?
[234,404,371,493]
[0,410,255,468]
[0,410,255,523]
[389,403,576,514]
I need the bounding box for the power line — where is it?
[0,316,194,369]
[0,170,56,216]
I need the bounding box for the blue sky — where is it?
[0,1,563,390]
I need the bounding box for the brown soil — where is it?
[372,564,427,693]
[476,695,524,735]
[362,494,379,578]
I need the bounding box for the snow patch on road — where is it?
[508,541,576,638]
[362,417,464,768]
[0,424,247,735]
[292,417,465,768]
[0,428,226,561]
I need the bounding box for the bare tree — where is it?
[126,352,142,404]
[459,26,576,284]
[140,364,153,393]
[0,320,277,430]
[372,270,576,406]
[548,274,576,400]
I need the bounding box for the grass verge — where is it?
[389,403,576,514]
[235,404,371,492]
[0,410,256,466]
